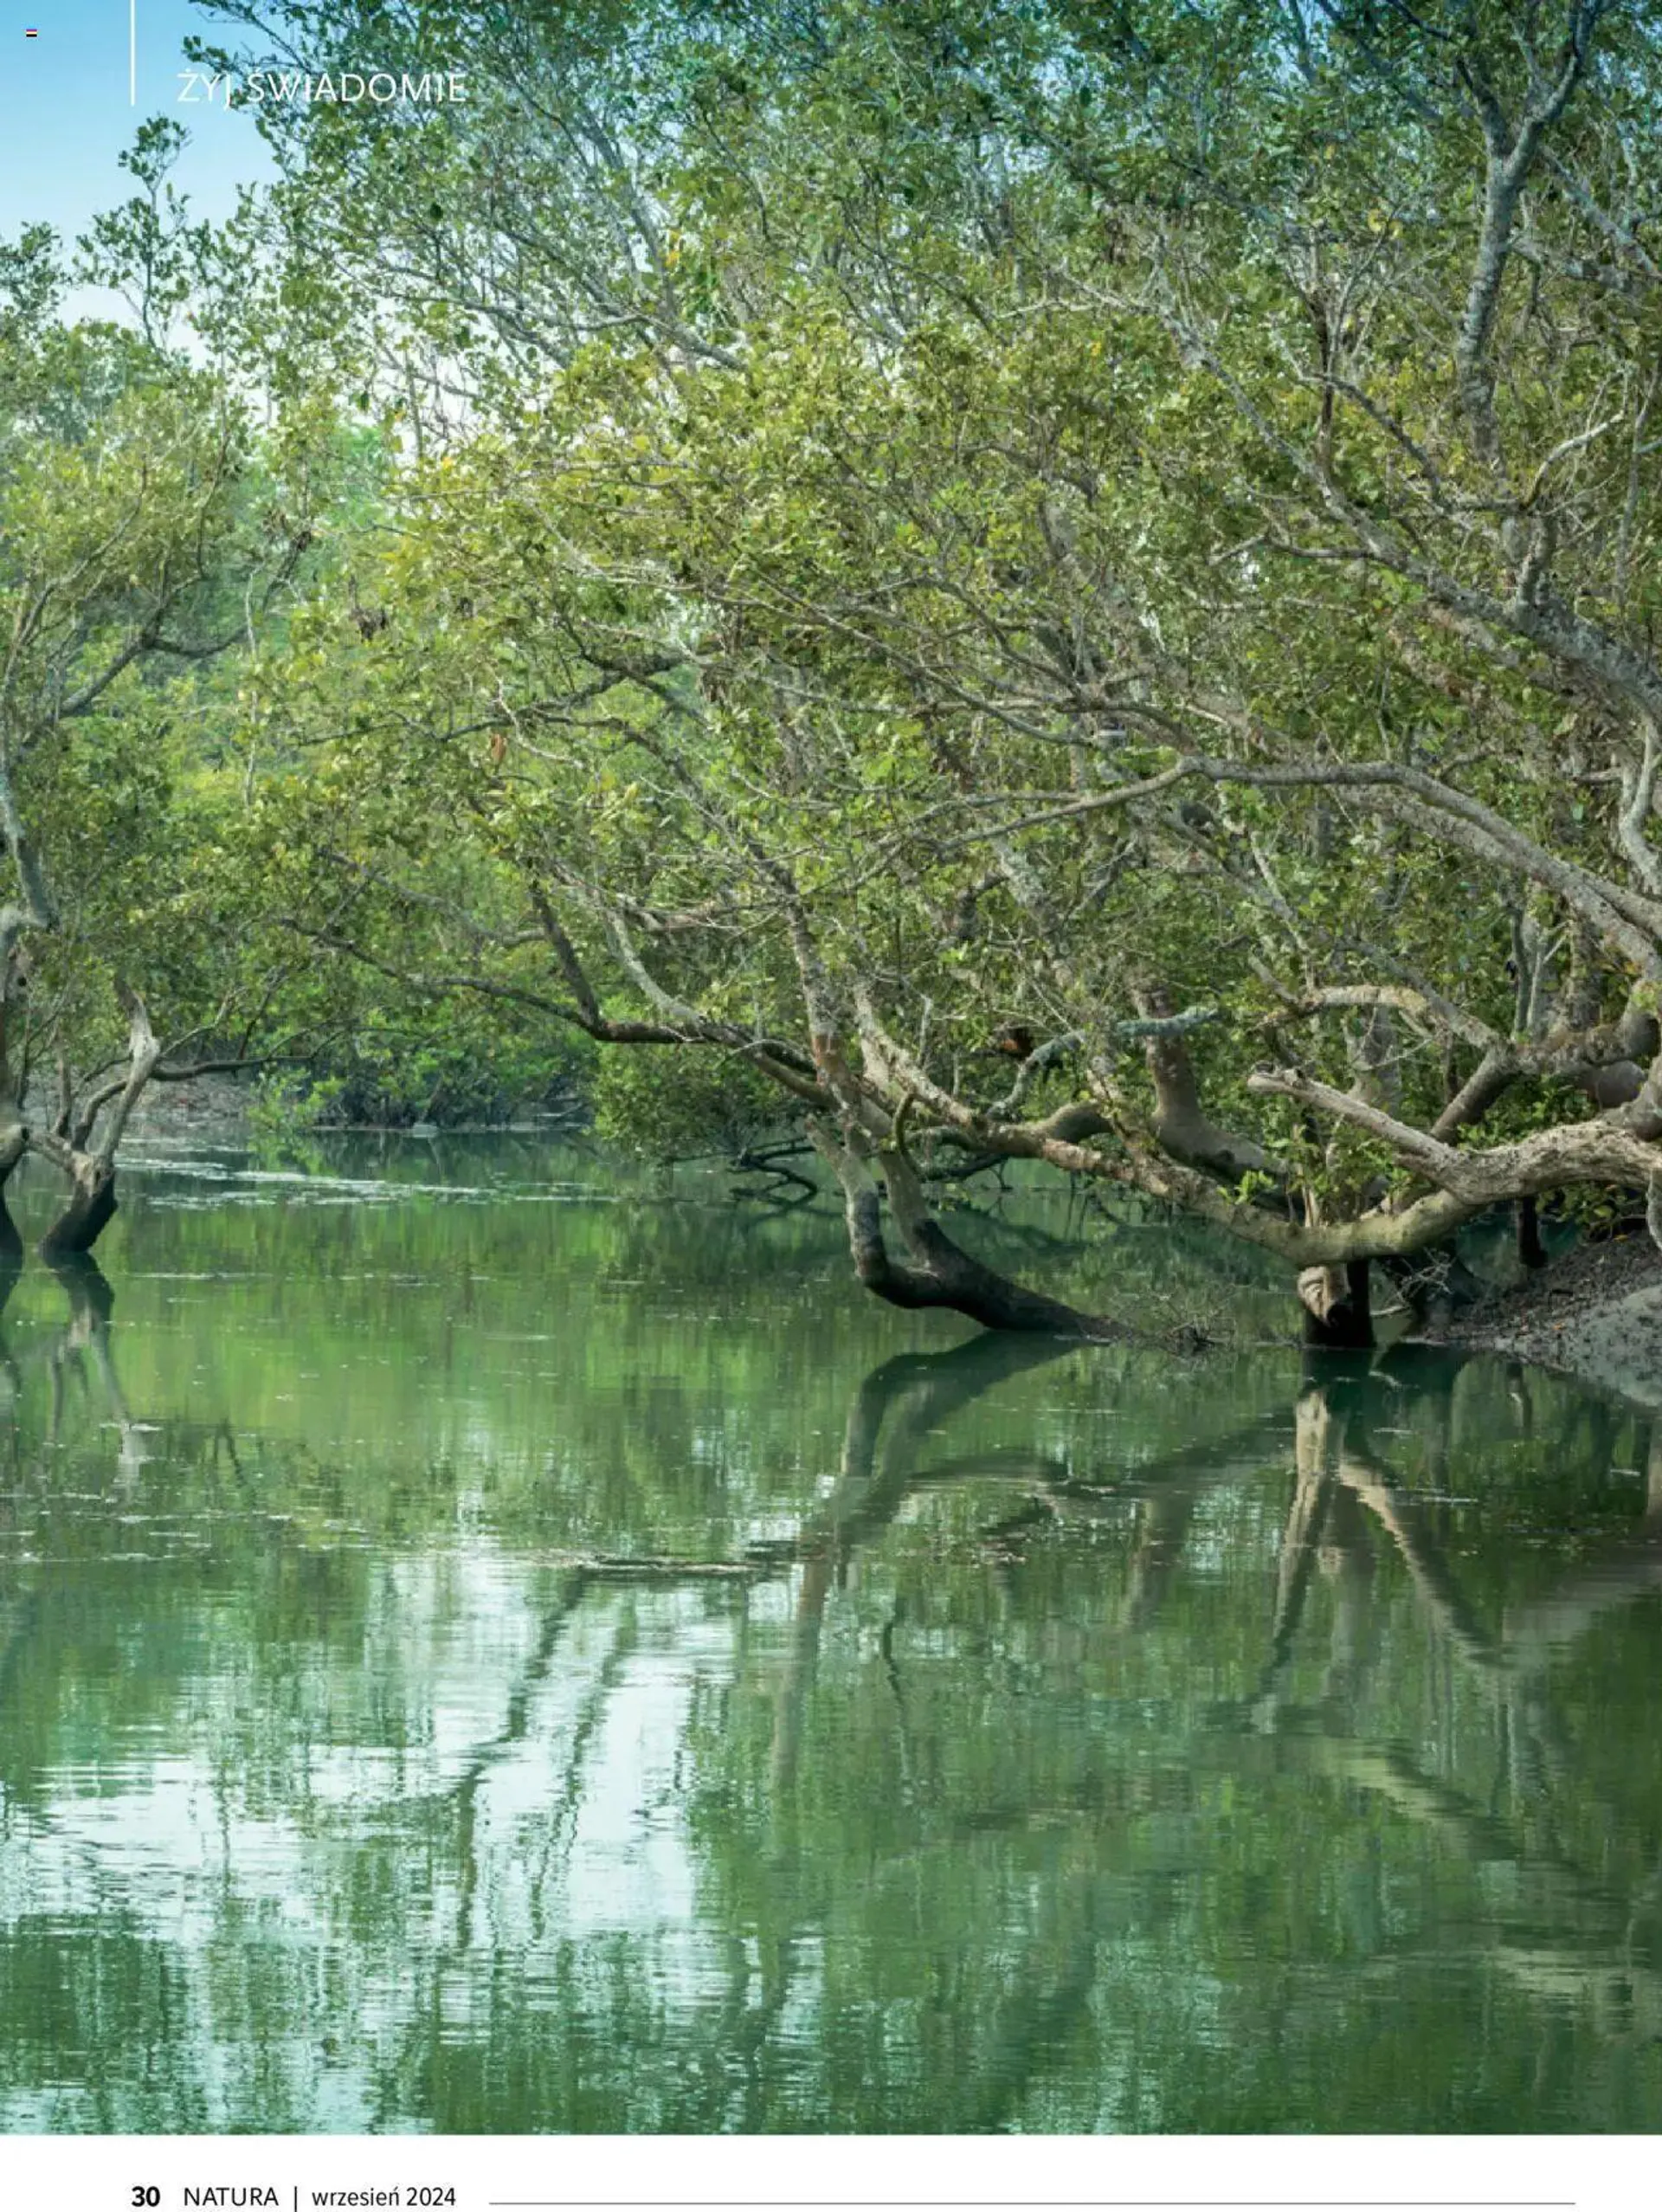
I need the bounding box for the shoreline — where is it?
[78,1078,1662,1409]
[1428,1234,1662,1408]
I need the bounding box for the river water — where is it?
[1,1137,1659,2132]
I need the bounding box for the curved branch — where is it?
[808,1119,1125,1338]
[950,751,1662,973]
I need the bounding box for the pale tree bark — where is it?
[0,758,52,1267]
[35,985,161,1263]
[809,1117,1131,1340]
[1134,983,1286,1185]
[1135,987,1385,1344]
[1297,1259,1375,1351]
[0,944,29,1270]
[0,1118,22,1274]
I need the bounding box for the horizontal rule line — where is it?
[487,2202,1578,2209]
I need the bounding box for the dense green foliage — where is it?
[9,0,1662,1329]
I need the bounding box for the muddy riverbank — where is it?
[1431,1234,1662,1407]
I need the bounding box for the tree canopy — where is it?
[8,0,1662,1340]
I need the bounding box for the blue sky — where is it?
[0,0,269,251]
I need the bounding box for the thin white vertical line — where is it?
[130,0,137,103]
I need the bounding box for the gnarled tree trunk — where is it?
[0,936,32,1269]
[811,1120,1132,1341]
[38,1152,118,1263]
[0,1114,24,1271]
[1298,1258,1375,1350]
[36,985,160,1263]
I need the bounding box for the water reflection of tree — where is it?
[0,1263,396,1822]
[660,1339,1662,2130]
[1256,1353,1662,2054]
[9,1295,1662,2129]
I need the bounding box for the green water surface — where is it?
[1,1138,1660,2132]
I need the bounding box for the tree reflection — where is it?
[4,1305,1662,2129]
